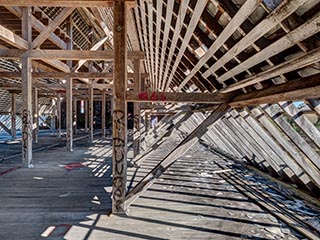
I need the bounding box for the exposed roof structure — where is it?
[0,0,320,238]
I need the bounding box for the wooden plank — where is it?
[21,7,33,167]
[112,0,128,214]
[164,0,207,91]
[158,0,174,91]
[236,109,311,185]
[125,103,229,208]
[280,101,320,148]
[0,24,29,49]
[229,74,320,108]
[161,0,189,91]
[137,0,152,89]
[222,115,272,172]
[177,0,262,90]
[32,8,74,48]
[261,104,320,173]
[146,1,156,89]
[221,46,320,93]
[89,83,94,142]
[250,107,320,189]
[126,91,228,103]
[0,0,134,7]
[215,13,320,83]
[0,120,11,135]
[154,0,162,90]
[202,0,310,79]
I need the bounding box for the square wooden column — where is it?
[57,93,62,138]
[101,91,106,138]
[21,7,33,167]
[112,0,128,214]
[66,15,73,151]
[32,87,39,143]
[133,59,141,157]
[89,82,94,142]
[11,93,16,139]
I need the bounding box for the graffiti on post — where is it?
[112,110,126,212]
[21,109,32,166]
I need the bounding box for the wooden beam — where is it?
[112,0,128,214]
[0,24,29,49]
[0,49,144,60]
[126,91,228,104]
[32,7,74,49]
[101,91,106,138]
[202,0,310,79]
[220,46,320,93]
[32,87,39,143]
[125,103,229,208]
[161,0,190,91]
[164,0,207,91]
[229,74,320,108]
[0,120,11,135]
[216,13,320,83]
[0,71,148,79]
[177,0,262,91]
[0,0,135,7]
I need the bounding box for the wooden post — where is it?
[57,93,62,137]
[11,93,16,139]
[84,99,88,132]
[112,0,128,214]
[101,91,106,138]
[89,83,94,142]
[73,97,77,134]
[66,15,73,151]
[21,6,33,167]
[133,59,141,157]
[32,87,39,143]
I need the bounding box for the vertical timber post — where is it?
[21,6,33,167]
[33,87,39,143]
[85,99,88,132]
[57,93,62,138]
[89,82,94,142]
[133,59,141,157]
[66,15,73,151]
[73,97,77,134]
[112,0,128,214]
[102,91,106,138]
[11,93,16,139]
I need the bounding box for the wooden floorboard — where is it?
[0,134,304,239]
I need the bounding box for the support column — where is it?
[11,93,16,139]
[66,15,73,151]
[32,87,39,143]
[89,83,94,142]
[84,99,88,132]
[112,0,128,214]
[21,7,33,167]
[73,97,77,134]
[57,93,62,137]
[133,59,141,157]
[101,91,106,138]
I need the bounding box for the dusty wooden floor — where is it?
[0,135,306,239]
